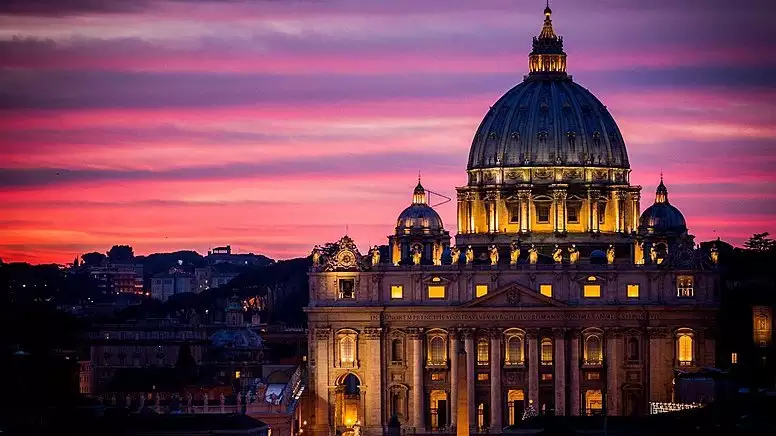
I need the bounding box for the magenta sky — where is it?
[1,0,774,264]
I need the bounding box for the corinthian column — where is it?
[553,189,567,233]
[489,329,503,431]
[449,330,459,431]
[553,329,566,416]
[569,330,581,416]
[527,330,539,409]
[518,190,531,233]
[363,328,383,433]
[588,190,600,233]
[606,329,623,416]
[464,329,476,433]
[408,328,425,431]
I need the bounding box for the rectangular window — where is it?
[567,204,579,223]
[339,279,355,299]
[586,372,601,381]
[731,352,738,364]
[477,373,489,381]
[428,285,446,299]
[677,275,694,297]
[541,373,553,381]
[475,285,489,298]
[540,284,553,298]
[235,370,241,379]
[508,204,520,223]
[584,284,601,298]
[627,284,640,298]
[598,202,607,224]
[431,373,444,381]
[390,285,403,299]
[536,203,550,223]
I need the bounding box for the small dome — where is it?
[396,181,445,232]
[210,328,263,349]
[639,179,687,235]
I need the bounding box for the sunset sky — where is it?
[1,0,774,264]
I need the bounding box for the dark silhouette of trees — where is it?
[81,251,106,266]
[744,232,775,253]
[107,244,134,263]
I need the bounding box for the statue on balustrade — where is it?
[568,244,579,264]
[607,244,615,264]
[432,241,442,266]
[489,245,499,265]
[311,245,321,266]
[451,246,461,265]
[649,246,657,264]
[510,241,521,265]
[370,245,380,266]
[465,245,475,265]
[710,242,719,265]
[552,244,563,263]
[411,245,422,265]
[528,244,539,264]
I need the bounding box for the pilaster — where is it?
[313,328,332,436]
[463,329,476,433]
[363,328,383,434]
[489,329,503,431]
[648,327,673,403]
[526,329,539,409]
[408,328,425,431]
[553,329,567,416]
[449,329,459,431]
[606,329,623,416]
[569,330,581,416]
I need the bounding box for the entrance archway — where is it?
[507,389,525,425]
[336,373,361,429]
[430,390,448,430]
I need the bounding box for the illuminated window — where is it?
[340,337,355,366]
[339,279,355,299]
[627,284,639,298]
[235,370,241,379]
[477,373,489,381]
[540,284,553,298]
[541,373,553,381]
[508,204,520,223]
[431,373,444,381]
[391,285,403,299]
[567,204,579,223]
[677,334,693,366]
[584,285,601,298]
[429,336,445,365]
[731,352,738,364]
[599,202,607,224]
[541,338,553,365]
[677,275,694,298]
[477,403,485,430]
[584,335,602,364]
[536,203,551,223]
[586,372,600,381]
[506,335,524,365]
[477,339,489,365]
[585,390,603,416]
[428,285,446,299]
[475,285,488,298]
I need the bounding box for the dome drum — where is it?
[467,166,631,187]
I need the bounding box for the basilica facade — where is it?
[305,6,719,436]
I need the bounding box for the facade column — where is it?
[518,190,531,233]
[617,191,627,233]
[553,189,567,233]
[468,196,475,233]
[606,329,623,416]
[363,328,383,435]
[449,330,459,431]
[553,329,566,416]
[312,328,332,436]
[588,190,600,233]
[648,328,673,404]
[569,330,581,416]
[489,329,503,432]
[457,192,465,234]
[630,192,640,232]
[527,330,539,409]
[464,330,476,434]
[409,328,425,431]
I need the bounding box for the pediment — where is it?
[462,282,566,308]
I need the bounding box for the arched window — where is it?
[340,337,355,365]
[430,336,445,365]
[506,336,524,365]
[677,335,693,366]
[477,339,489,365]
[391,339,403,362]
[584,335,602,364]
[343,373,360,395]
[541,338,553,365]
[627,337,639,361]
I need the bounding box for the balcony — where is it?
[678,360,694,368]
[582,358,603,368]
[426,360,447,369]
[477,360,490,367]
[504,360,526,368]
[540,359,553,367]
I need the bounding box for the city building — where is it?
[151,262,198,301]
[88,262,144,295]
[207,245,274,267]
[305,6,720,436]
[195,262,243,292]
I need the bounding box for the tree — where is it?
[107,245,134,263]
[744,232,775,252]
[81,252,106,266]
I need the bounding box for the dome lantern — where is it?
[412,176,428,205]
[529,1,567,75]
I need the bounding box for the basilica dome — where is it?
[396,181,444,233]
[639,179,687,235]
[467,7,629,171]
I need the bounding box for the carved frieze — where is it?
[647,327,670,339]
[406,327,424,339]
[504,370,526,386]
[534,168,553,180]
[363,327,383,340]
[382,311,649,322]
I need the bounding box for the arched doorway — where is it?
[336,373,361,430]
[430,390,448,430]
[507,389,525,425]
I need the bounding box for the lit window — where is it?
[677,334,693,366]
[391,285,403,299]
[567,204,579,223]
[536,203,550,223]
[339,279,355,299]
[477,373,489,381]
[585,390,603,416]
[431,373,443,381]
[340,337,355,365]
[586,372,600,381]
[584,335,602,364]
[475,285,488,298]
[509,204,520,223]
[477,339,489,365]
[540,284,552,298]
[429,336,445,365]
[627,284,639,298]
[598,202,607,224]
[506,336,524,365]
[677,275,694,298]
[584,285,601,298]
[541,338,553,365]
[731,352,738,364]
[428,285,446,299]
[541,373,553,381]
[235,370,241,379]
